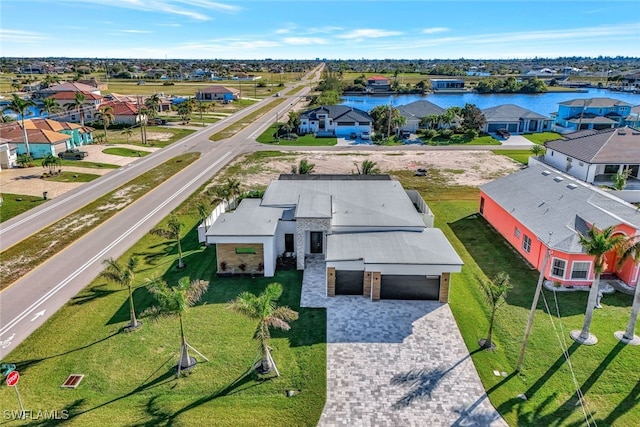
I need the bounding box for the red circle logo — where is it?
[6,370,19,387]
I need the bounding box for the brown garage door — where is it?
[335,270,364,295]
[380,275,440,300]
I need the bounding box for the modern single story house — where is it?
[543,126,640,186]
[195,85,240,102]
[206,175,463,302]
[298,105,373,137]
[482,104,553,134]
[365,75,391,92]
[397,100,446,133]
[0,124,71,158]
[552,97,634,131]
[430,79,465,91]
[479,164,640,288]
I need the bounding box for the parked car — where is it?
[349,132,358,139]
[496,128,511,139]
[360,131,370,140]
[400,131,411,139]
[58,149,88,160]
[149,118,167,125]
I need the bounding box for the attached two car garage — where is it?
[333,270,442,300]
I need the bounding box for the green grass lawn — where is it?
[210,99,283,142]
[102,147,151,157]
[421,134,501,146]
[0,193,47,223]
[33,159,120,169]
[523,132,563,145]
[99,127,195,148]
[492,149,532,165]
[257,123,337,146]
[45,171,101,183]
[0,189,325,427]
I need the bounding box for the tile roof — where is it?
[545,126,640,163]
[101,101,139,116]
[367,75,390,81]
[397,100,445,119]
[300,105,372,124]
[47,91,103,101]
[557,97,634,107]
[47,82,99,93]
[23,118,83,132]
[0,126,70,144]
[480,164,640,253]
[482,104,549,122]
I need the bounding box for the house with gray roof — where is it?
[542,126,640,188]
[206,175,463,302]
[396,100,446,133]
[298,105,372,137]
[479,164,640,288]
[552,97,634,132]
[482,104,553,134]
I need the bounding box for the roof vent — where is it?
[567,183,578,190]
[618,130,627,135]
[542,170,551,176]
[554,176,564,182]
[633,131,640,135]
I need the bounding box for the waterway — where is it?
[341,88,640,115]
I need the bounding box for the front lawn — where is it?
[523,132,562,145]
[99,127,195,148]
[492,149,532,165]
[44,171,101,182]
[257,123,337,146]
[33,159,120,169]
[0,193,47,223]
[421,134,501,146]
[102,147,151,157]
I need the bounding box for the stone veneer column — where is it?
[295,218,331,270]
[363,272,372,297]
[327,267,336,297]
[371,272,381,301]
[439,273,451,303]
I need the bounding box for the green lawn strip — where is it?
[0,153,199,290]
[0,193,47,223]
[257,123,337,146]
[285,85,306,95]
[422,135,501,146]
[102,147,151,157]
[33,159,120,169]
[492,149,532,165]
[210,99,286,142]
[523,132,563,145]
[45,171,101,183]
[101,127,195,148]
[0,181,325,426]
[423,193,639,427]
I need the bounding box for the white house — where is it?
[0,140,18,170]
[298,105,373,137]
[205,175,463,302]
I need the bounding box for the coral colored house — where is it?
[479,164,640,288]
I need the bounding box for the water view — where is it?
[341,88,640,115]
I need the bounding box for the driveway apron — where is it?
[301,256,508,426]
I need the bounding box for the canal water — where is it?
[341,89,640,115]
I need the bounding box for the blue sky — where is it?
[1,1,639,59]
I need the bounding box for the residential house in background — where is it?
[0,139,18,170]
[195,85,240,102]
[625,106,640,128]
[430,78,465,91]
[45,91,104,123]
[100,101,141,125]
[37,81,102,98]
[552,97,633,132]
[541,126,640,187]
[482,104,553,134]
[365,75,391,93]
[206,175,463,302]
[479,164,640,288]
[396,100,446,133]
[77,77,108,91]
[0,123,72,158]
[298,105,373,137]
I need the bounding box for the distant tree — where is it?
[150,215,186,269]
[354,159,380,175]
[40,97,62,117]
[121,127,133,144]
[144,94,160,118]
[521,77,547,93]
[478,272,512,350]
[287,110,301,132]
[97,105,114,142]
[317,90,341,106]
[100,257,142,331]
[369,105,406,137]
[461,103,486,132]
[291,158,315,174]
[4,94,36,155]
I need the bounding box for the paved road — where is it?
[0,67,320,358]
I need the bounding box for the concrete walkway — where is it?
[301,256,508,427]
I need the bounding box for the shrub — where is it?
[422,129,438,139]
[464,129,479,139]
[439,129,454,139]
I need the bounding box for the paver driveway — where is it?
[301,257,508,427]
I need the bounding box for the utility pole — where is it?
[516,232,553,372]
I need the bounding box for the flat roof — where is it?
[206,198,282,236]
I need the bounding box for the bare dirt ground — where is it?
[0,143,159,198]
[216,150,523,189]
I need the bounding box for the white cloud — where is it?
[158,23,182,27]
[421,27,449,34]
[337,29,402,39]
[282,37,326,45]
[119,29,153,34]
[0,29,49,43]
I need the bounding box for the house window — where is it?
[479,197,485,214]
[604,165,619,174]
[552,258,566,278]
[284,234,294,253]
[522,235,532,253]
[514,226,521,238]
[571,261,590,279]
[235,247,256,254]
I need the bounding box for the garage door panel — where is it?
[335,270,364,295]
[380,275,440,300]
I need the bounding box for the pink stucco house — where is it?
[479,164,640,288]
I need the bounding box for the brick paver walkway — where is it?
[301,256,508,427]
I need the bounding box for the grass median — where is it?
[210,98,286,142]
[0,153,199,290]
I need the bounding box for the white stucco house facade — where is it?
[298,105,373,137]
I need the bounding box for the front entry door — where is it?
[310,232,323,254]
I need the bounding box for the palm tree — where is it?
[137,106,149,144]
[571,225,626,344]
[41,154,61,175]
[144,276,210,376]
[99,257,142,331]
[150,215,185,269]
[354,160,380,175]
[64,92,87,125]
[144,94,160,118]
[227,282,298,376]
[224,178,241,208]
[478,272,512,349]
[530,144,546,158]
[4,94,36,155]
[97,106,114,142]
[121,127,133,144]
[612,168,631,191]
[40,97,62,118]
[616,235,640,343]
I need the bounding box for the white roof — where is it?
[207,198,283,236]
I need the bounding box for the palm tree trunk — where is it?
[177,239,185,269]
[127,285,139,329]
[579,273,601,340]
[21,116,30,156]
[263,344,279,377]
[178,315,192,370]
[623,284,640,340]
[484,310,496,348]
